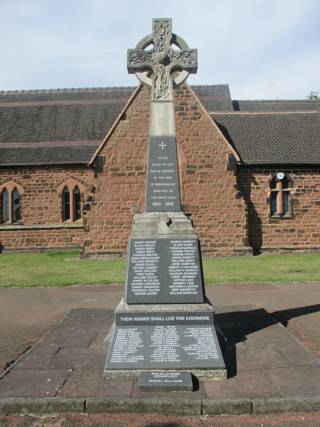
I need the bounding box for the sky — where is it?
[0,0,319,99]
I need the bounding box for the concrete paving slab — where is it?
[203,369,279,399]
[263,366,320,397]
[0,397,85,416]
[88,332,108,351]
[252,396,320,415]
[0,369,70,398]
[15,342,62,370]
[48,348,105,370]
[131,378,205,399]
[58,369,134,398]
[85,396,202,416]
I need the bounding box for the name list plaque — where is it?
[106,322,224,370]
[146,136,181,212]
[126,238,205,304]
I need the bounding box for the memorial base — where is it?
[104,299,226,379]
[104,211,226,380]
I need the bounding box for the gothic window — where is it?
[62,186,71,221]
[61,182,83,222]
[73,186,81,221]
[269,174,292,217]
[1,189,9,223]
[12,188,21,222]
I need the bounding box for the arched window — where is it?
[270,174,292,217]
[73,186,81,221]
[12,188,21,222]
[62,186,71,221]
[60,181,83,223]
[1,189,9,223]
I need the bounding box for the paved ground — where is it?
[1,282,319,372]
[0,282,319,425]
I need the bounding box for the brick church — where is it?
[0,83,319,256]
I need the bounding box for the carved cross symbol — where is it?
[128,18,197,101]
[159,141,166,150]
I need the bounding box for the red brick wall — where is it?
[238,168,320,252]
[0,165,93,251]
[3,86,319,257]
[84,84,251,257]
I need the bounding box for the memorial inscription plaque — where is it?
[126,238,204,304]
[138,371,193,391]
[107,323,223,370]
[146,136,181,212]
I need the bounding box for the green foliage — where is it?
[307,91,319,100]
[0,251,320,288]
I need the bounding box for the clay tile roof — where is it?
[0,144,97,166]
[0,87,135,166]
[212,112,320,165]
[191,84,233,111]
[232,99,320,112]
[0,85,233,166]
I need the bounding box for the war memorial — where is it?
[104,18,225,386]
[0,17,319,423]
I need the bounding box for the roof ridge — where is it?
[0,86,136,95]
[189,84,229,88]
[234,99,320,103]
[211,111,319,115]
[0,84,230,96]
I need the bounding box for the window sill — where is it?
[0,223,84,231]
[63,219,83,225]
[269,214,292,220]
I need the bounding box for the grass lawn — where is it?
[0,251,320,288]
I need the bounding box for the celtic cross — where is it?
[127,18,197,101]
[127,18,198,212]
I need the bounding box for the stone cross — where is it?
[128,18,197,101]
[128,18,198,211]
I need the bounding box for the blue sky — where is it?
[1,0,319,99]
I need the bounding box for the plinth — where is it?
[104,212,226,378]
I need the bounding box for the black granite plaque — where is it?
[116,311,213,326]
[146,136,181,212]
[106,324,225,370]
[126,238,204,304]
[138,371,193,391]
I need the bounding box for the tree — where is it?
[307,91,320,100]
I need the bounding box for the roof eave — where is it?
[241,161,320,167]
[0,161,89,167]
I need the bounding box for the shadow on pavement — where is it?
[216,304,320,378]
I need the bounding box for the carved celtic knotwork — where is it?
[129,51,152,66]
[153,65,171,100]
[127,18,197,101]
[153,19,171,57]
[170,50,197,68]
